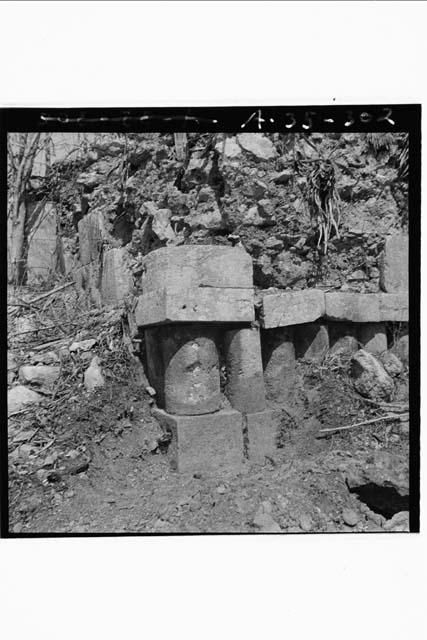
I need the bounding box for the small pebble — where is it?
[299,514,313,532]
[342,508,359,527]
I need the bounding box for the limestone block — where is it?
[379,234,408,292]
[18,365,60,388]
[224,327,266,413]
[379,292,409,322]
[141,246,253,293]
[325,293,380,322]
[152,408,244,473]
[294,323,329,363]
[161,326,220,415]
[358,323,388,354]
[135,287,254,327]
[261,327,296,402]
[100,248,133,306]
[328,323,359,357]
[261,289,325,328]
[8,385,42,416]
[351,350,394,401]
[78,211,108,265]
[27,202,64,283]
[246,409,278,462]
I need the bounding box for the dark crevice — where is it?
[347,482,409,519]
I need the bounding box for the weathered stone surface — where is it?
[379,234,408,292]
[261,327,296,402]
[152,408,244,473]
[214,136,242,158]
[8,385,42,415]
[237,133,277,160]
[392,332,409,367]
[72,261,102,306]
[328,323,359,357]
[8,352,18,372]
[141,246,253,292]
[261,289,325,328]
[27,202,64,284]
[19,365,60,388]
[78,211,108,265]
[325,293,380,322]
[294,324,329,363]
[144,328,165,407]
[135,287,254,326]
[246,409,277,462]
[351,349,394,400]
[84,356,105,392]
[358,323,387,354]
[380,352,404,377]
[379,292,408,321]
[151,206,175,243]
[224,327,266,413]
[100,248,133,306]
[161,326,220,415]
[69,339,97,352]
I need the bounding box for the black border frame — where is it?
[1,104,421,537]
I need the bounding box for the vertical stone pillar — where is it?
[261,327,296,402]
[328,323,359,357]
[161,325,221,415]
[294,323,329,363]
[224,326,266,413]
[359,323,387,354]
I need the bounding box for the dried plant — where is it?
[306,161,341,255]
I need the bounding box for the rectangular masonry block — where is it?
[246,409,278,462]
[141,245,253,292]
[379,292,409,322]
[152,408,244,474]
[100,247,133,306]
[325,293,380,322]
[379,234,408,293]
[261,289,325,328]
[78,211,108,265]
[135,287,255,327]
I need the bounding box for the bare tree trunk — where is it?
[8,133,42,285]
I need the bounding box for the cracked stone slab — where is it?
[260,289,325,328]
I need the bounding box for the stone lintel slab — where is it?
[135,287,254,327]
[246,409,277,461]
[379,292,408,322]
[142,245,253,292]
[261,289,325,328]
[325,293,380,322]
[152,408,244,474]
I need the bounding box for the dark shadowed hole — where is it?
[348,482,409,519]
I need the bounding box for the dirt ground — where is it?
[8,374,410,535]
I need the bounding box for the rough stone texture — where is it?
[237,133,277,160]
[261,289,325,328]
[161,326,220,415]
[380,352,404,377]
[8,385,42,415]
[224,327,266,413]
[84,356,105,392]
[358,323,388,354]
[261,327,296,402]
[18,365,60,388]
[294,324,329,363]
[141,246,253,292]
[100,248,133,306]
[152,408,244,474]
[328,323,359,357]
[27,202,64,284]
[214,136,242,158]
[72,261,102,306]
[379,292,409,321]
[379,234,408,292]
[144,328,165,407]
[351,349,394,400]
[78,211,108,265]
[325,293,380,322]
[246,409,277,462]
[392,330,409,367]
[135,287,254,327]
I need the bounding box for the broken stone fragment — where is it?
[380,352,404,377]
[69,338,97,352]
[214,136,242,158]
[351,349,394,401]
[342,508,359,527]
[84,356,105,392]
[18,365,60,388]
[253,504,282,532]
[8,385,42,415]
[237,133,277,161]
